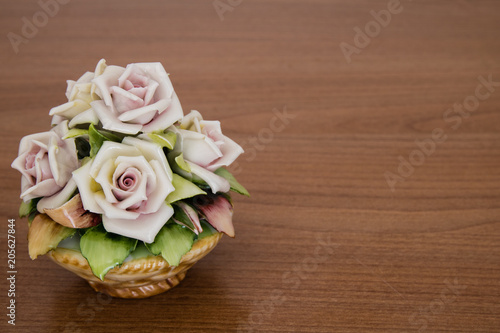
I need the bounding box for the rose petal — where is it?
[49,100,90,119]
[186,161,230,194]
[112,164,142,197]
[37,178,78,213]
[48,122,79,186]
[200,120,223,139]
[116,99,168,124]
[102,203,174,243]
[51,115,66,126]
[65,80,76,100]
[76,71,94,84]
[72,162,105,214]
[118,64,146,88]
[68,108,99,127]
[112,156,155,210]
[12,122,78,202]
[91,100,143,135]
[90,62,182,134]
[180,110,203,130]
[21,178,60,201]
[129,63,170,90]
[16,132,49,156]
[36,150,52,182]
[92,65,126,106]
[94,59,107,77]
[143,79,159,105]
[111,86,145,114]
[94,191,140,220]
[140,159,174,214]
[116,168,140,191]
[65,71,94,100]
[180,129,222,167]
[206,135,244,172]
[128,86,148,100]
[177,110,244,172]
[122,137,173,181]
[70,82,93,104]
[114,173,148,211]
[89,141,141,179]
[141,92,183,133]
[12,150,37,184]
[91,59,108,97]
[94,159,119,204]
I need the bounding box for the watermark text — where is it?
[7,219,16,326]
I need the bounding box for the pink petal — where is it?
[194,195,234,237]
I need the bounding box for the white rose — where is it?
[72,137,175,243]
[90,62,183,135]
[11,121,79,212]
[50,59,106,127]
[177,110,244,193]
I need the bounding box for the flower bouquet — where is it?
[11,60,248,298]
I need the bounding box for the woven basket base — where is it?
[87,271,187,298]
[48,232,222,298]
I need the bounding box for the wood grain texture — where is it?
[1,0,499,332]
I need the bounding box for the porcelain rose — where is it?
[177,110,244,193]
[91,62,183,135]
[50,59,107,127]
[11,121,79,211]
[72,137,175,243]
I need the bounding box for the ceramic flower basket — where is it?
[12,59,249,298]
[49,232,223,298]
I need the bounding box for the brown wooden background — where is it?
[1,0,499,332]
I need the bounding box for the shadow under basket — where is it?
[48,232,223,299]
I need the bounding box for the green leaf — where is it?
[80,225,137,280]
[57,233,81,252]
[146,223,195,266]
[173,204,195,231]
[99,129,122,142]
[88,124,121,157]
[214,168,250,196]
[190,173,209,186]
[198,220,218,239]
[172,202,203,234]
[28,212,37,225]
[127,242,155,260]
[174,153,191,173]
[167,152,192,180]
[19,200,36,218]
[148,131,177,150]
[166,174,206,204]
[63,128,89,139]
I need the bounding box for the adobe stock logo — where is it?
[228,105,296,176]
[212,0,244,21]
[7,0,71,54]
[384,74,500,192]
[407,278,467,332]
[339,0,409,64]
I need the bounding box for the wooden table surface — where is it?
[1,1,499,332]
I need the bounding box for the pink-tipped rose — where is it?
[72,137,175,243]
[91,62,183,135]
[11,121,79,210]
[177,110,244,193]
[50,59,106,127]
